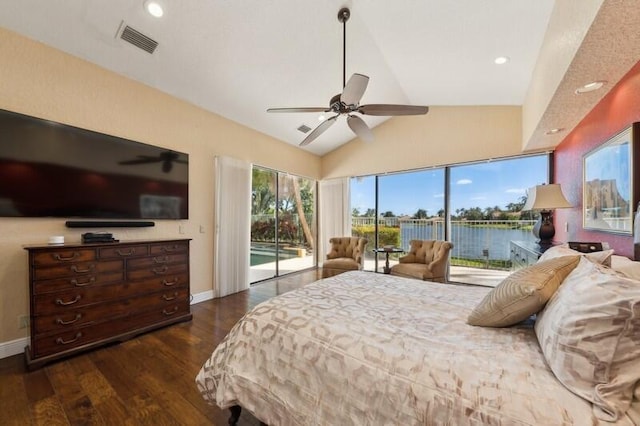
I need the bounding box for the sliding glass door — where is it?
[351,170,445,273]
[250,166,316,283]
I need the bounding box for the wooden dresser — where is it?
[24,239,192,369]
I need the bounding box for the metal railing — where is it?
[353,217,537,270]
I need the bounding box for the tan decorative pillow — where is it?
[535,257,640,421]
[538,244,614,267]
[467,255,580,327]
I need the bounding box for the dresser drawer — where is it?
[31,298,191,358]
[127,263,188,280]
[32,287,190,334]
[33,260,123,280]
[127,253,188,269]
[150,241,189,255]
[33,270,123,294]
[99,244,149,259]
[128,273,189,292]
[34,276,189,314]
[32,249,96,266]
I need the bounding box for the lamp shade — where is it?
[522,184,572,211]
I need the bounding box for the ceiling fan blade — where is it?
[358,104,429,116]
[347,115,374,143]
[267,107,329,113]
[341,73,369,105]
[299,115,338,147]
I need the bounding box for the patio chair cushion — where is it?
[467,255,580,327]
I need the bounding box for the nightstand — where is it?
[509,240,561,270]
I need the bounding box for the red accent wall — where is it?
[553,60,640,258]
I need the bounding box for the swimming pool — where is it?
[250,245,299,266]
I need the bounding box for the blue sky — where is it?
[351,155,549,217]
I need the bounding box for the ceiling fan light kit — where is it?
[267,7,428,147]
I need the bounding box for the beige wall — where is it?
[321,106,526,178]
[0,28,321,345]
[0,28,532,349]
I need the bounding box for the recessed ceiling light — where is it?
[545,128,565,135]
[575,80,606,94]
[494,56,510,65]
[144,0,164,18]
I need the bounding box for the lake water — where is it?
[401,223,535,261]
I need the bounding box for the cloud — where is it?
[434,193,444,198]
[470,196,487,201]
[505,188,526,194]
[457,179,472,185]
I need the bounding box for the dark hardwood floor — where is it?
[0,269,322,426]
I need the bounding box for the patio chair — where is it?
[322,237,368,278]
[390,239,453,283]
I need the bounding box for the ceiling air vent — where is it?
[117,22,158,54]
[297,124,312,134]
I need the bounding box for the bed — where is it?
[196,252,640,425]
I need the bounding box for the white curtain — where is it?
[214,156,251,297]
[318,177,351,264]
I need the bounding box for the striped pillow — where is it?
[467,255,580,327]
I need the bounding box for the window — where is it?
[350,154,549,284]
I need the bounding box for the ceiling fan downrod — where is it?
[338,7,350,89]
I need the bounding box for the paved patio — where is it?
[251,256,509,287]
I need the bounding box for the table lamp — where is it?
[522,184,572,246]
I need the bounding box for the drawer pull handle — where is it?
[56,295,81,306]
[163,306,179,315]
[70,276,95,287]
[162,278,179,286]
[161,245,181,253]
[153,256,169,264]
[53,252,80,262]
[71,264,95,274]
[162,292,178,301]
[116,248,136,256]
[56,332,82,345]
[57,313,82,325]
[152,265,169,275]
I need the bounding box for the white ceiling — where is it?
[0,0,557,155]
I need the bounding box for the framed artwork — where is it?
[583,124,638,233]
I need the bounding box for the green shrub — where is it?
[352,225,400,252]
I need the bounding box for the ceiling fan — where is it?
[118,150,187,173]
[267,7,429,147]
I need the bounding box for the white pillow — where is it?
[538,244,614,267]
[610,255,640,280]
[535,257,640,421]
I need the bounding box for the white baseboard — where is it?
[191,289,214,305]
[0,337,28,360]
[0,290,215,360]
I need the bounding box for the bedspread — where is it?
[196,271,638,425]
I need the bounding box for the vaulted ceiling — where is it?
[1,1,639,155]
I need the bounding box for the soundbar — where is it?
[65,221,155,228]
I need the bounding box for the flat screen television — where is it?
[0,108,188,219]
